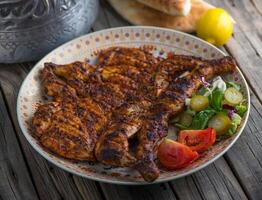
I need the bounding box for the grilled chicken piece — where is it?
[52,61,95,81]
[32,102,61,138]
[45,61,95,97]
[100,65,156,100]
[77,97,109,142]
[32,101,95,160]
[135,103,170,181]
[97,47,158,71]
[95,100,151,167]
[94,48,159,166]
[101,65,140,90]
[32,97,110,161]
[98,47,159,97]
[95,122,138,167]
[87,82,129,112]
[35,62,108,160]
[155,55,208,96]
[40,64,78,102]
[135,56,236,182]
[33,47,158,162]
[44,62,133,111]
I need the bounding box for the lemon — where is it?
[196,8,233,46]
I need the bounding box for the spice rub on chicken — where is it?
[31,47,236,182]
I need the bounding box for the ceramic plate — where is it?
[17,26,250,185]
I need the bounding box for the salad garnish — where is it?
[173,76,247,139]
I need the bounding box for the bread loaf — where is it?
[107,0,214,33]
[136,0,191,16]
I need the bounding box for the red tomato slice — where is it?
[178,128,216,153]
[157,139,199,170]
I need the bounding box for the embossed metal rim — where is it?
[17,26,250,185]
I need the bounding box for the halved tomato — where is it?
[178,128,216,153]
[157,139,199,170]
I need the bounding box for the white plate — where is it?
[17,26,250,185]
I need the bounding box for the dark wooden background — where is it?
[0,0,262,199]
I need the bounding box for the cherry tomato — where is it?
[178,128,216,153]
[158,139,199,170]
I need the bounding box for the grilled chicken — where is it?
[94,48,159,166]
[33,62,101,160]
[95,100,151,167]
[97,47,158,70]
[155,55,208,96]
[32,47,157,161]
[31,47,237,182]
[32,101,95,160]
[135,56,236,182]
[40,63,78,102]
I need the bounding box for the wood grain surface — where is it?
[0,0,261,199]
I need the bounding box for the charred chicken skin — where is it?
[31,47,236,182]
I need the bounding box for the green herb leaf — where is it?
[171,116,180,124]
[185,107,196,116]
[224,123,237,137]
[226,81,241,91]
[224,113,242,136]
[190,109,216,129]
[232,113,242,125]
[197,87,210,96]
[236,103,247,116]
[174,123,189,130]
[210,88,224,111]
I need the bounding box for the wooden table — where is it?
[0,0,262,199]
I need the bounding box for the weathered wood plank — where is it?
[225,31,262,101]
[93,0,129,31]
[170,158,248,200]
[101,0,131,27]
[92,0,111,31]
[0,87,39,200]
[0,64,103,200]
[250,0,262,13]
[100,183,177,200]
[223,91,262,199]
[204,1,262,198]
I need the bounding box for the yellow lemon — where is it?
[196,8,233,46]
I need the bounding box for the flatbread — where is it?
[136,0,191,16]
[107,0,214,33]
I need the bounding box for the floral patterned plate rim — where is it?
[17,26,250,185]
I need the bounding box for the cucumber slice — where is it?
[208,113,231,135]
[224,87,243,105]
[190,95,209,112]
